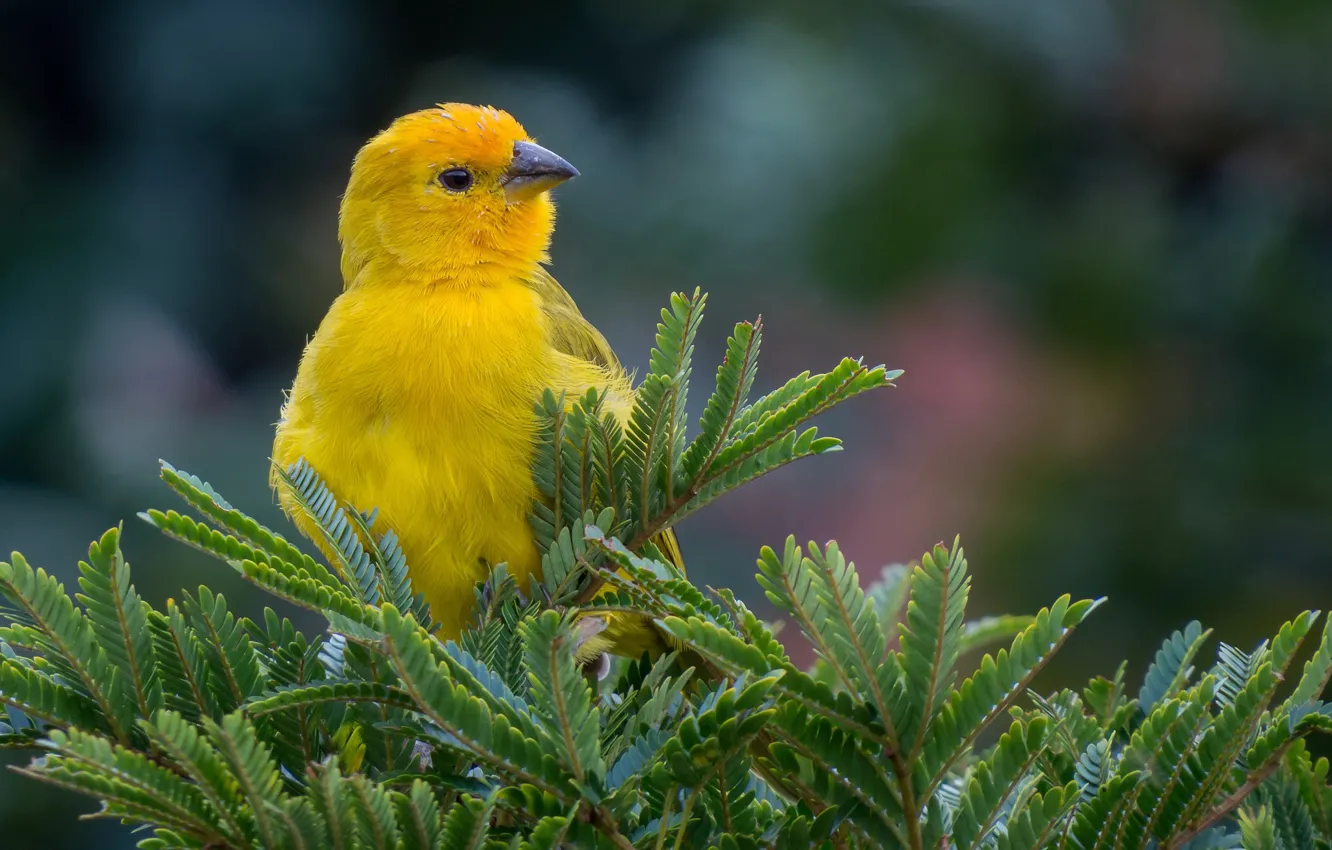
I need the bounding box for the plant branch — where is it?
[1165,741,1294,849]
[629,363,876,550]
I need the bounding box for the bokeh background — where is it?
[3,0,1330,844]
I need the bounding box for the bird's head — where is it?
[338,103,578,287]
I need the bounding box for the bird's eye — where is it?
[437,168,473,192]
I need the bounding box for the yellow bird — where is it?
[272,103,679,659]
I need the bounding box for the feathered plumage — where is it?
[273,104,680,659]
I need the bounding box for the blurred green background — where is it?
[2,0,1330,844]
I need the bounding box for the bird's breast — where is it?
[293,279,554,511]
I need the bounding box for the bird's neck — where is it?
[339,193,557,290]
[341,245,544,291]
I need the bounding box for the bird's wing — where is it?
[526,265,623,373]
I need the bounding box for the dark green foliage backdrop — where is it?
[2,1,1330,846]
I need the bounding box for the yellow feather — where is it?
[272,104,681,659]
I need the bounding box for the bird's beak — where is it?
[502,140,579,201]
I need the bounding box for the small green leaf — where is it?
[1138,620,1211,714]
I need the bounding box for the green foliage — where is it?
[519,610,604,791]
[1,291,1329,849]
[530,288,899,561]
[1139,620,1212,715]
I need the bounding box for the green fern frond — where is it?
[1287,612,1332,709]
[1139,620,1212,715]
[804,540,902,740]
[1252,773,1317,850]
[524,811,590,850]
[1134,687,1225,847]
[586,399,631,525]
[75,526,162,721]
[1213,641,1271,708]
[1247,702,1332,791]
[21,725,226,842]
[769,802,843,850]
[275,459,380,605]
[520,610,604,791]
[678,316,762,489]
[626,372,678,527]
[646,289,706,501]
[0,655,103,730]
[950,716,1048,850]
[995,780,1079,850]
[729,371,818,442]
[394,779,444,850]
[331,641,415,775]
[436,639,545,744]
[1172,663,1280,841]
[1068,770,1145,850]
[1237,805,1277,850]
[439,790,499,850]
[237,556,382,636]
[538,509,613,604]
[0,727,44,750]
[606,729,671,794]
[357,520,431,628]
[532,388,610,551]
[246,680,417,716]
[205,711,285,849]
[531,390,632,558]
[608,660,693,764]
[659,615,883,744]
[246,611,333,774]
[273,796,327,850]
[135,826,207,850]
[349,774,401,850]
[766,708,907,847]
[660,673,779,789]
[308,760,357,850]
[148,601,219,721]
[1075,738,1117,802]
[698,755,774,840]
[1083,661,1135,732]
[919,595,1102,798]
[158,461,317,568]
[671,364,885,527]
[141,508,354,613]
[564,392,605,529]
[960,615,1038,657]
[462,561,522,677]
[649,289,706,384]
[583,529,722,625]
[0,550,134,744]
[531,388,569,550]
[755,539,835,664]
[1283,741,1332,837]
[715,586,790,665]
[380,605,576,800]
[1027,689,1104,769]
[1267,610,1318,681]
[1176,826,1243,849]
[900,540,970,758]
[627,359,896,547]
[1117,679,1216,846]
[181,587,264,712]
[141,709,250,845]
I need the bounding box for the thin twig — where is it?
[1165,741,1293,849]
